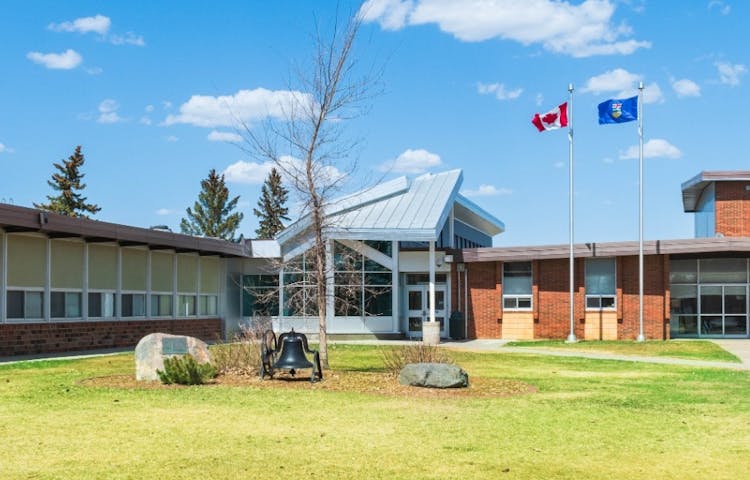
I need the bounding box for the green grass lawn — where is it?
[505,339,741,362]
[1,344,749,479]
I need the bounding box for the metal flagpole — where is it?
[636,81,646,342]
[567,83,577,343]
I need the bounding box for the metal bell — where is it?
[273,329,314,373]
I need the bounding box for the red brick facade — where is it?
[0,318,222,357]
[715,181,750,237]
[460,255,670,340]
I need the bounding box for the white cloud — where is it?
[48,14,111,35]
[97,99,123,124]
[27,49,82,70]
[360,0,650,58]
[164,88,311,128]
[716,62,747,86]
[535,93,544,106]
[110,32,146,46]
[0,142,13,154]
[223,160,276,184]
[582,68,663,104]
[620,139,682,160]
[671,78,701,97]
[156,208,177,216]
[379,148,442,174]
[461,184,512,197]
[708,1,731,15]
[477,82,523,101]
[207,130,243,143]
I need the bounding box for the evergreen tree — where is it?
[253,168,289,239]
[180,169,243,240]
[34,145,101,218]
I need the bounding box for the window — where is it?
[51,292,82,318]
[585,258,616,309]
[503,262,532,310]
[7,290,44,319]
[242,274,279,316]
[122,293,146,317]
[199,295,218,316]
[334,242,393,317]
[151,294,173,317]
[178,295,196,316]
[88,292,115,318]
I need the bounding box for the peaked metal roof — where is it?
[681,170,750,212]
[276,169,504,250]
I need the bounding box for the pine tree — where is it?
[180,169,243,240]
[253,168,289,239]
[34,145,101,218]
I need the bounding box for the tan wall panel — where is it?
[502,312,534,340]
[122,248,147,291]
[177,254,198,292]
[7,235,46,287]
[200,257,220,294]
[51,240,84,289]
[585,311,618,340]
[151,252,173,292]
[88,244,117,290]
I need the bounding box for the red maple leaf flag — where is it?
[531,102,568,132]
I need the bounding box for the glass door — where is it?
[699,285,748,337]
[405,285,447,338]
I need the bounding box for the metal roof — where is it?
[276,169,505,251]
[681,170,750,212]
[0,203,248,257]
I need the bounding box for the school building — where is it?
[1,169,749,356]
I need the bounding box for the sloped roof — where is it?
[276,169,504,254]
[682,170,750,212]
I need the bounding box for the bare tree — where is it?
[242,9,380,368]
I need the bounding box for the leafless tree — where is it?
[241,8,381,368]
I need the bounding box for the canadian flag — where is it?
[531,102,568,132]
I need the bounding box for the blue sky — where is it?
[1,0,747,246]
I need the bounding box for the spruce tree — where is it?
[253,168,289,239]
[180,169,243,240]
[35,145,101,218]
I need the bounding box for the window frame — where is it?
[502,261,533,311]
[585,258,617,311]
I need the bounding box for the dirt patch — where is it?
[79,370,536,399]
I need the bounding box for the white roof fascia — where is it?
[337,239,394,269]
[455,194,505,235]
[429,170,463,241]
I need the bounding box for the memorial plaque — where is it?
[161,337,188,355]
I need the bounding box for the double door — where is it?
[699,285,748,336]
[406,285,447,338]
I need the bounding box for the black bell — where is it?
[273,329,314,373]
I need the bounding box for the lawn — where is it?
[1,344,749,479]
[505,339,741,363]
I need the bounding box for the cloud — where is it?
[378,148,442,174]
[671,78,701,97]
[86,66,103,75]
[582,68,663,104]
[156,208,177,216]
[207,130,243,143]
[360,0,650,57]
[145,105,155,113]
[620,139,682,160]
[97,99,124,124]
[223,160,275,184]
[0,142,14,154]
[48,14,111,35]
[708,1,731,15]
[110,32,146,46]
[715,62,747,86]
[477,82,523,100]
[164,88,311,128]
[139,117,152,125]
[461,184,512,197]
[27,49,82,69]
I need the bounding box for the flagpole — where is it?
[636,81,646,342]
[566,83,577,343]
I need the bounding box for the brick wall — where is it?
[715,181,750,237]
[535,258,586,339]
[0,318,222,357]
[618,255,669,340]
[465,262,502,338]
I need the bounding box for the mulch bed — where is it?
[79,370,536,399]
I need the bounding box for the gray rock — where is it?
[135,333,212,381]
[398,362,469,389]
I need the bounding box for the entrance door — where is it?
[405,285,447,338]
[699,285,749,337]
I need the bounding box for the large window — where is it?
[585,258,616,309]
[502,262,532,310]
[122,293,146,317]
[88,291,116,318]
[51,291,82,318]
[7,290,44,319]
[243,274,279,317]
[334,242,392,317]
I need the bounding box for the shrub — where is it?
[210,321,266,376]
[157,354,217,385]
[381,342,453,375]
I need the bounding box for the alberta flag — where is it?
[531,102,568,132]
[598,96,637,124]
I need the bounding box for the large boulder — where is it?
[398,362,469,389]
[135,333,211,381]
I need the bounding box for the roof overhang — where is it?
[455,194,505,236]
[681,171,750,212]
